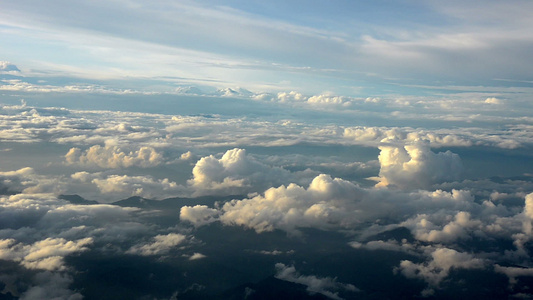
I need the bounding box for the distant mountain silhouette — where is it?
[59,194,99,205]
[111,195,245,209]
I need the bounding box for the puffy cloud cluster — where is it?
[396,248,485,292]
[183,174,364,234]
[275,263,358,300]
[220,174,363,232]
[0,237,93,271]
[65,144,164,168]
[188,148,300,196]
[376,142,462,189]
[343,126,472,147]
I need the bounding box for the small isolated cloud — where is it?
[188,252,206,260]
[65,144,163,168]
[0,61,20,73]
[396,248,485,289]
[275,263,358,300]
[127,233,187,256]
[89,174,185,200]
[376,142,462,189]
[494,265,533,287]
[485,97,502,104]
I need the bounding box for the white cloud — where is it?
[91,174,185,200]
[376,142,463,189]
[188,252,206,260]
[182,174,363,234]
[127,233,187,256]
[275,263,358,300]
[180,205,220,227]
[65,144,164,168]
[407,211,482,243]
[396,248,485,288]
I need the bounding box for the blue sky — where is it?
[2,0,533,96]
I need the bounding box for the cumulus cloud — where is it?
[0,237,93,271]
[343,126,473,148]
[396,248,485,289]
[188,252,206,260]
[182,174,363,234]
[181,171,489,236]
[275,263,358,300]
[65,144,164,168]
[0,167,38,194]
[127,233,187,256]
[188,148,297,196]
[180,205,220,227]
[407,211,482,243]
[376,142,462,189]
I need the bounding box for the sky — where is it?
[1,1,533,300]
[1,0,533,95]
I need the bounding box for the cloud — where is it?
[396,248,485,289]
[485,97,502,104]
[19,272,82,300]
[0,237,93,271]
[90,174,185,200]
[65,144,164,168]
[180,205,220,227]
[0,61,20,73]
[127,233,187,256]
[523,192,533,219]
[275,263,358,300]
[376,142,463,189]
[494,265,533,287]
[188,252,206,260]
[182,174,363,234]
